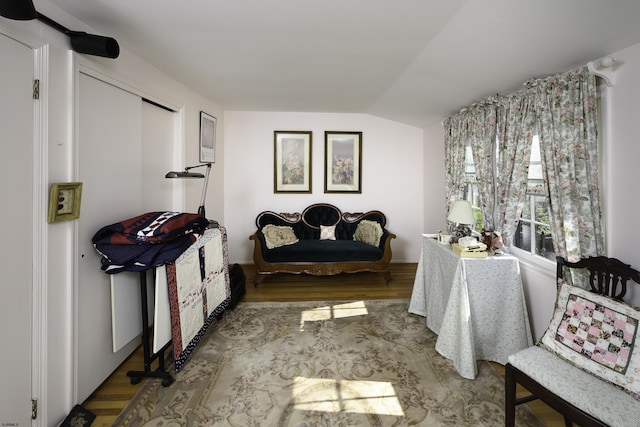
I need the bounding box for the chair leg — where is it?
[504,364,517,427]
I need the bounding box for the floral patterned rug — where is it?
[114,299,543,426]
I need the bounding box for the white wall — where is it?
[422,123,447,233]
[223,111,424,265]
[605,42,640,307]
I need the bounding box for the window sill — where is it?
[508,246,555,275]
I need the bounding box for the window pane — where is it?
[514,221,531,252]
[535,223,555,260]
[521,195,531,218]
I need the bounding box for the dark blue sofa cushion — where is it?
[263,240,383,263]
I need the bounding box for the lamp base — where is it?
[451,224,472,243]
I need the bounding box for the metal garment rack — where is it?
[126,270,174,387]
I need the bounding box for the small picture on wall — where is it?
[274,131,312,193]
[200,111,216,163]
[324,131,362,193]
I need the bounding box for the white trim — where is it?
[32,44,49,427]
[71,52,80,404]
[77,61,181,113]
[509,245,555,274]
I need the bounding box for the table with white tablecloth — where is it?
[409,236,533,379]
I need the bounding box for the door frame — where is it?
[32,42,48,427]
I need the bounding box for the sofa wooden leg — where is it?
[254,273,267,286]
[382,271,392,284]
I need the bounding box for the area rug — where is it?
[114,299,543,426]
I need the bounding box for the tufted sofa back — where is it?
[255,203,388,242]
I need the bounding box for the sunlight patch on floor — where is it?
[299,301,369,330]
[292,376,404,416]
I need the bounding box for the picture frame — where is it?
[48,182,83,223]
[324,131,362,193]
[199,111,216,163]
[274,131,312,193]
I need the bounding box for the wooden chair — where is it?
[505,255,640,427]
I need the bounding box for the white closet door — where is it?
[75,74,177,402]
[76,73,143,402]
[142,100,174,212]
[0,33,34,427]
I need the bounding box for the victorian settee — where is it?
[249,203,395,285]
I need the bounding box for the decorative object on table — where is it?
[452,243,488,258]
[199,111,216,163]
[324,131,362,193]
[114,300,543,427]
[165,163,212,218]
[481,228,506,254]
[60,404,95,426]
[437,231,452,244]
[273,130,312,193]
[447,200,475,242]
[48,182,82,223]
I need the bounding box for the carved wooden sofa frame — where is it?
[249,203,395,285]
[505,256,640,427]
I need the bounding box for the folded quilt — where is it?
[92,211,208,274]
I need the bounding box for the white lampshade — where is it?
[447,200,475,225]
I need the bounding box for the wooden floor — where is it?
[82,263,565,426]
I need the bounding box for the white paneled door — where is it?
[0,33,35,426]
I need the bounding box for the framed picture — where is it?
[324,131,362,193]
[199,111,216,163]
[274,131,312,193]
[48,182,83,223]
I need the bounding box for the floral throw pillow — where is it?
[353,220,383,247]
[261,224,299,249]
[539,280,640,400]
[320,225,336,240]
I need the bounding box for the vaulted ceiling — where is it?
[51,0,640,128]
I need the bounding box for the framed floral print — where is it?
[274,131,312,193]
[324,131,362,193]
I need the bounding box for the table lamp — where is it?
[447,200,475,241]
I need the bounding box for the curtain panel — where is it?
[443,66,604,260]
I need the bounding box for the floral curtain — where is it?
[443,66,604,261]
[493,93,535,247]
[467,100,498,230]
[443,115,470,214]
[535,67,604,261]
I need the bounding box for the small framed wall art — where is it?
[324,131,362,193]
[48,182,83,223]
[199,111,216,163]
[274,130,312,193]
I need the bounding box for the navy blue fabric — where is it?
[263,240,383,263]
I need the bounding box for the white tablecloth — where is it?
[409,237,533,379]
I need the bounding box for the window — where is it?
[512,135,555,261]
